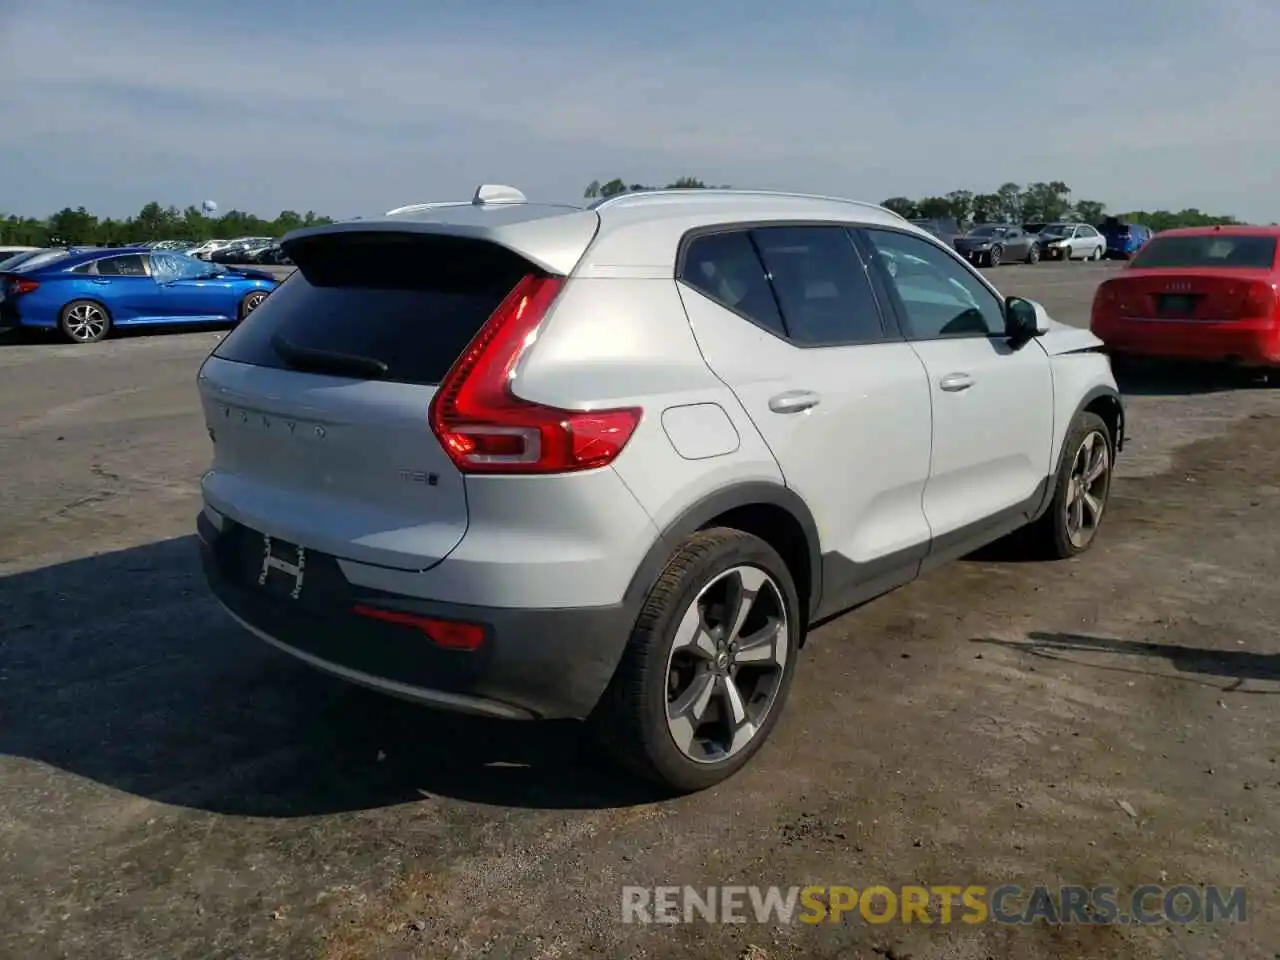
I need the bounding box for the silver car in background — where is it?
[1038,223,1106,261]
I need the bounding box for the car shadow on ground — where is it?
[1114,359,1276,397]
[0,536,667,818]
[970,631,1280,691]
[0,323,233,346]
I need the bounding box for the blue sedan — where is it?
[0,247,279,343]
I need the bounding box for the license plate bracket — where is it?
[257,534,307,600]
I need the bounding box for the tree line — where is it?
[581,177,1249,231]
[878,180,1246,231]
[1,179,1252,247]
[0,202,334,246]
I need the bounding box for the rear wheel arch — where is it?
[624,483,822,632]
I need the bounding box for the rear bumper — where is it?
[1095,317,1280,366]
[198,510,633,720]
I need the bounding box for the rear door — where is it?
[199,232,539,571]
[677,225,934,605]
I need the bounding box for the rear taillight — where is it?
[10,278,39,296]
[428,273,642,475]
[1237,281,1276,320]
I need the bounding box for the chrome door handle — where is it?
[939,372,974,392]
[768,390,821,414]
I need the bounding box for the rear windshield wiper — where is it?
[270,334,389,379]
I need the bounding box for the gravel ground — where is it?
[1,261,1277,960]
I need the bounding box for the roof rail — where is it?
[384,201,471,216]
[589,187,909,222]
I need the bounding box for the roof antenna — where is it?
[472,184,527,205]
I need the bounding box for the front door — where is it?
[857,226,1055,563]
[677,225,934,610]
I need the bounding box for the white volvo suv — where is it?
[196,185,1124,792]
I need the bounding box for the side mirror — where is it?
[1004,296,1045,342]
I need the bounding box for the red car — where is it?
[1090,225,1280,368]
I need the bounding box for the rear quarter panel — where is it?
[8,274,88,326]
[512,276,786,532]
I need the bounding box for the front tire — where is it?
[1024,411,1114,559]
[592,528,801,793]
[986,245,1003,268]
[59,300,112,343]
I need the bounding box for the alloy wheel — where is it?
[243,292,267,314]
[65,303,107,342]
[665,564,789,764]
[1065,430,1111,549]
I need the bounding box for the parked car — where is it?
[1091,225,1280,369]
[954,224,1042,266]
[188,239,233,260]
[908,217,964,247]
[194,183,1124,792]
[0,248,60,272]
[0,245,40,261]
[1037,222,1107,261]
[210,238,274,264]
[1100,218,1153,259]
[246,243,292,266]
[0,247,277,343]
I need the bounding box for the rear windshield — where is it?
[212,232,533,386]
[1130,234,1278,270]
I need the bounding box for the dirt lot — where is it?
[1,261,1277,960]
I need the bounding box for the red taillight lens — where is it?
[428,273,642,474]
[351,605,485,651]
[10,278,39,296]
[1238,281,1275,320]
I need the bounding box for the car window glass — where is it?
[95,254,148,277]
[750,225,885,344]
[70,262,96,275]
[862,229,1004,338]
[680,230,786,338]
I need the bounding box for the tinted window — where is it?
[1130,234,1277,270]
[213,233,532,386]
[95,254,148,276]
[862,229,1004,338]
[680,230,786,338]
[751,226,886,344]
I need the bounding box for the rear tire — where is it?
[1025,244,1040,264]
[1090,246,1103,261]
[1023,412,1113,560]
[59,300,112,343]
[591,528,801,793]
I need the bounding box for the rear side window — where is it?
[680,230,787,338]
[95,255,148,276]
[1130,234,1277,269]
[212,232,532,386]
[750,226,886,344]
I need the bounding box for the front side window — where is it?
[861,229,1005,338]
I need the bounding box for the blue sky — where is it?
[2,0,1278,221]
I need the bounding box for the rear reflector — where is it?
[351,605,485,651]
[429,273,642,474]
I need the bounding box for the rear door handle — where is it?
[768,390,821,414]
[939,372,974,392]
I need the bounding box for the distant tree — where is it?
[1019,181,1072,222]
[995,182,1023,223]
[1072,199,1106,224]
[970,193,1003,223]
[880,197,918,218]
[944,190,974,223]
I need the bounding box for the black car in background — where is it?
[953,223,1042,267]
[909,217,964,248]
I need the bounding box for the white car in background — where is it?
[188,239,234,260]
[1038,223,1106,261]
